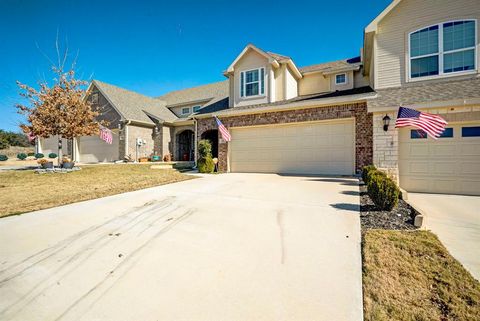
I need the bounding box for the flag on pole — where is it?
[99,126,113,144]
[395,107,447,139]
[214,116,231,142]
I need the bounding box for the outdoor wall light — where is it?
[383,114,391,131]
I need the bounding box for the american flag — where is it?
[395,107,447,139]
[99,126,113,144]
[214,116,231,142]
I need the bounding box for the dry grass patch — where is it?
[0,164,192,217]
[363,230,480,321]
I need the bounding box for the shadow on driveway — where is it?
[330,203,360,212]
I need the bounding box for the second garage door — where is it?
[229,120,355,175]
[78,134,119,163]
[399,122,480,195]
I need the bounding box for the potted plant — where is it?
[38,158,53,169]
[61,156,75,169]
[163,154,172,162]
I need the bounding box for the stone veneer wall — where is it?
[197,102,373,173]
[126,125,155,159]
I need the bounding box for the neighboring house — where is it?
[38,0,480,196]
[364,0,480,195]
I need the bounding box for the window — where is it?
[193,106,201,113]
[462,126,480,137]
[438,128,453,138]
[409,20,477,79]
[335,73,347,84]
[240,68,265,97]
[411,129,427,139]
[91,93,99,104]
[181,107,190,115]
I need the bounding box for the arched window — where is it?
[409,20,477,79]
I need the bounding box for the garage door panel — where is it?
[79,134,119,163]
[230,120,355,175]
[399,123,480,195]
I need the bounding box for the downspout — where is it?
[124,120,131,161]
[193,117,198,168]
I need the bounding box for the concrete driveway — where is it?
[0,173,362,321]
[408,193,480,281]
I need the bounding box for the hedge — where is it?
[48,153,57,159]
[17,153,27,160]
[363,165,400,211]
[0,155,7,161]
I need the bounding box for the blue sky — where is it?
[0,0,390,131]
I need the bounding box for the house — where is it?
[38,0,480,196]
[364,0,480,195]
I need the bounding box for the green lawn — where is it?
[363,230,480,321]
[0,164,192,217]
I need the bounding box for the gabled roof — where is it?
[224,44,303,79]
[92,80,177,124]
[365,0,402,33]
[156,80,229,107]
[299,57,362,74]
[225,44,280,73]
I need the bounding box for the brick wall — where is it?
[197,102,373,173]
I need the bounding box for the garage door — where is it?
[79,134,119,163]
[229,120,355,175]
[399,123,480,195]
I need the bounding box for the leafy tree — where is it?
[16,64,106,160]
[0,135,8,150]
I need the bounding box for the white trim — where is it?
[365,0,403,33]
[335,73,347,85]
[240,67,265,98]
[407,19,478,82]
[226,44,279,73]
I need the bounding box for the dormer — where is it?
[224,44,302,107]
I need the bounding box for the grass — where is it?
[363,230,480,321]
[0,164,193,218]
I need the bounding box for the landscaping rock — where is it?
[360,182,418,230]
[34,167,82,174]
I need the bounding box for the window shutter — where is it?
[240,72,244,97]
[260,68,265,95]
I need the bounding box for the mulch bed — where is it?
[359,181,418,230]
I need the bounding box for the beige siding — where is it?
[330,71,354,91]
[285,65,298,99]
[354,69,370,88]
[375,0,480,88]
[274,64,285,102]
[169,102,204,118]
[232,49,271,107]
[298,73,330,96]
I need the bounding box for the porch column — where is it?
[194,118,198,166]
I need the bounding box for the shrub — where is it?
[362,165,377,184]
[198,139,212,159]
[366,168,387,186]
[27,152,35,157]
[17,153,27,160]
[0,155,8,161]
[48,153,57,159]
[37,158,48,165]
[367,173,400,211]
[197,156,215,173]
[34,153,44,159]
[163,154,171,162]
[0,136,9,150]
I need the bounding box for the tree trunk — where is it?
[58,136,63,166]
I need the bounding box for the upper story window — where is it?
[91,92,99,104]
[193,106,201,113]
[240,68,265,97]
[409,20,477,80]
[335,73,347,85]
[181,107,190,115]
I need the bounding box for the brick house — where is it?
[38,0,480,195]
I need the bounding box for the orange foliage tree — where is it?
[16,66,105,160]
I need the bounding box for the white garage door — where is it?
[79,134,119,163]
[229,120,355,175]
[399,122,480,195]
